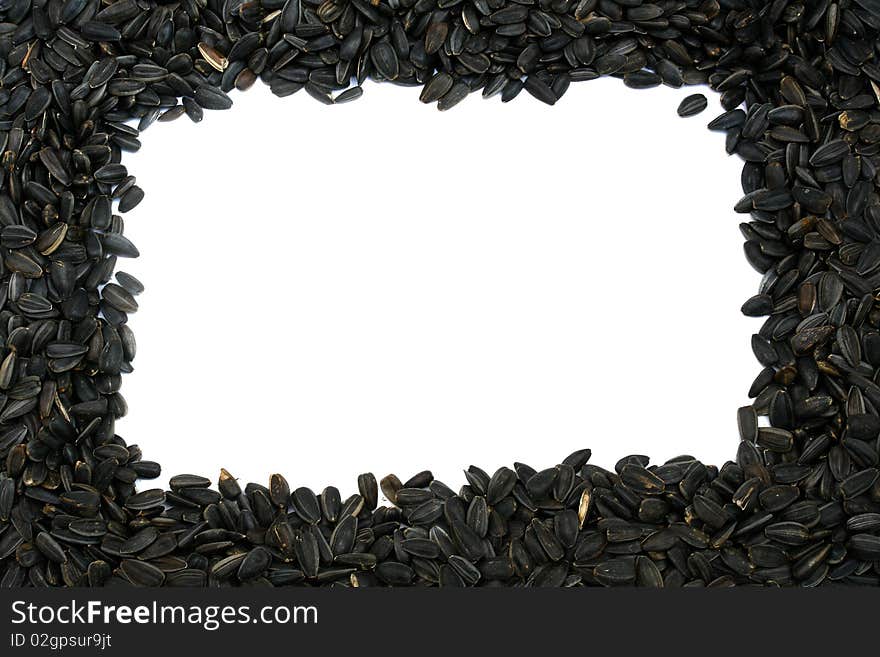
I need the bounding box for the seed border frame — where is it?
[1,0,880,587]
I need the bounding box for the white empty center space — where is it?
[122,79,753,491]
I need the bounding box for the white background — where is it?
[121,77,755,492]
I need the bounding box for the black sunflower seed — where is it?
[371,42,399,81]
[120,559,165,586]
[524,76,557,105]
[194,86,233,110]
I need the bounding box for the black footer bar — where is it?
[0,588,874,655]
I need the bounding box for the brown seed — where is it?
[198,43,228,72]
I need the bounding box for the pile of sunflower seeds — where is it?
[1,0,880,587]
